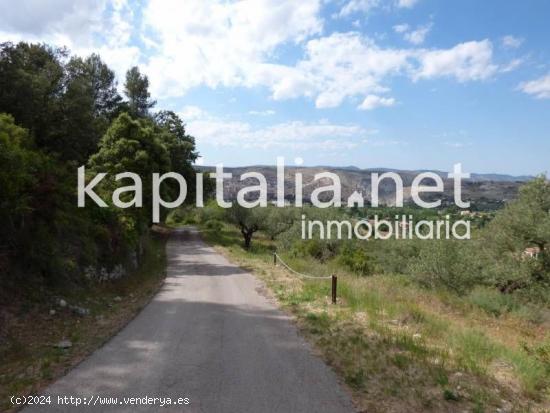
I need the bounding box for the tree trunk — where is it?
[243,232,252,249]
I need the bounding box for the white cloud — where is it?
[358,94,396,110]
[404,23,432,45]
[0,1,502,111]
[393,22,432,45]
[396,0,419,8]
[365,139,405,146]
[518,73,550,99]
[500,58,524,73]
[0,0,140,80]
[393,24,410,34]
[248,110,276,116]
[178,105,208,121]
[501,35,523,49]
[183,108,365,150]
[0,0,106,41]
[413,39,497,82]
[338,0,379,17]
[337,0,418,17]
[286,35,498,107]
[295,32,411,108]
[141,0,323,98]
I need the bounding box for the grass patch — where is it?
[467,286,519,316]
[199,221,550,412]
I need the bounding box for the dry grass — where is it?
[201,224,550,413]
[0,230,169,413]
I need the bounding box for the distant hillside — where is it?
[198,165,532,209]
[313,167,533,183]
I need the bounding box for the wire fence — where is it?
[273,253,332,280]
[273,252,338,303]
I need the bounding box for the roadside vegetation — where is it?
[0,41,196,411]
[170,177,550,412]
[0,42,197,292]
[0,228,169,412]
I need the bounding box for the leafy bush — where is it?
[481,177,550,295]
[467,286,519,316]
[205,220,223,232]
[196,201,226,223]
[263,206,296,240]
[289,238,340,261]
[408,240,483,294]
[337,243,373,276]
[170,208,187,224]
[368,238,421,274]
[169,207,197,225]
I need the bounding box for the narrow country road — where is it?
[25,227,355,413]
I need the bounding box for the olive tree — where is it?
[226,205,267,250]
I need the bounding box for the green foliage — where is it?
[528,338,550,367]
[154,110,198,200]
[405,178,550,297]
[0,42,66,155]
[0,43,121,163]
[168,207,197,225]
[205,220,223,232]
[71,54,122,119]
[467,286,519,316]
[291,239,337,261]
[0,114,42,249]
[262,206,296,240]
[338,243,373,276]
[451,330,497,373]
[211,178,550,305]
[124,66,156,118]
[0,114,99,280]
[89,113,171,216]
[225,205,268,249]
[90,113,171,175]
[482,177,550,294]
[368,238,421,274]
[61,54,122,162]
[277,207,344,261]
[197,200,226,223]
[488,177,550,254]
[0,41,198,290]
[408,240,483,294]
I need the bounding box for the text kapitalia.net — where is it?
[78,160,473,223]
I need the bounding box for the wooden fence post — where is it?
[331,274,337,304]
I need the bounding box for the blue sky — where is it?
[0,0,549,175]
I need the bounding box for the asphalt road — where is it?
[24,227,355,413]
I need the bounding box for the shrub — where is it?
[408,240,483,294]
[205,219,223,232]
[170,208,187,224]
[368,238,421,274]
[338,243,373,276]
[289,238,340,261]
[196,201,225,223]
[467,286,519,316]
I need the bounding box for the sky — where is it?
[0,0,549,176]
